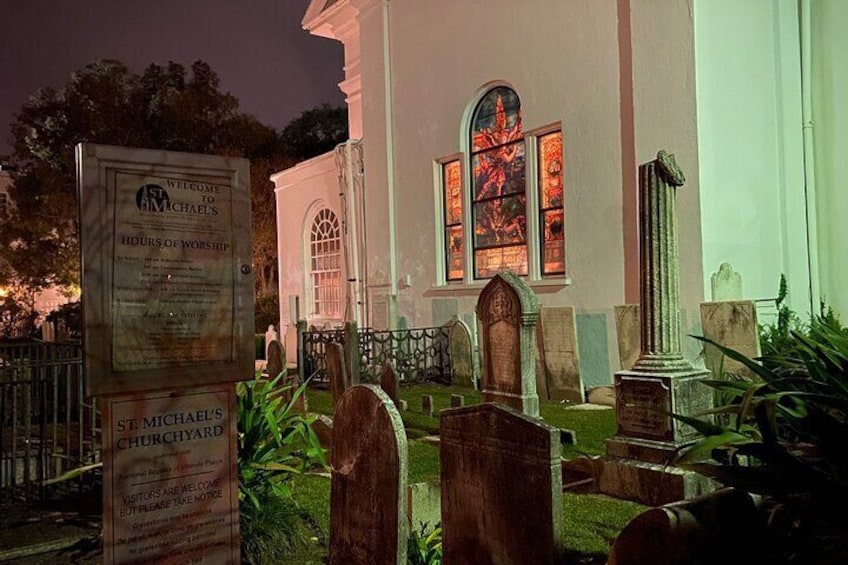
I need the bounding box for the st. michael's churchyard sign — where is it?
[77,143,253,396]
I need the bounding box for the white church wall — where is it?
[353,0,706,384]
[694,0,808,313]
[631,0,707,361]
[272,151,346,363]
[813,0,848,319]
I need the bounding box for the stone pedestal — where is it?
[600,368,716,505]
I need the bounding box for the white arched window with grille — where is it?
[308,208,342,319]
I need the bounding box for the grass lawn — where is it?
[279,382,645,562]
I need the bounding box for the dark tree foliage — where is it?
[279,103,348,161]
[2,59,280,288]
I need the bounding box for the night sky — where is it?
[0,0,345,155]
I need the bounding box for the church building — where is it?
[271,0,847,389]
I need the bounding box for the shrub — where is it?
[407,521,442,565]
[237,370,326,562]
[677,314,848,563]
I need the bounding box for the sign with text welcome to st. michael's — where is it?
[77,144,253,396]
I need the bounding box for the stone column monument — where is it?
[600,151,714,506]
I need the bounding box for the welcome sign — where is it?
[77,143,253,395]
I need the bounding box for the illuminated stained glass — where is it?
[471,87,526,279]
[473,195,526,247]
[446,226,464,281]
[444,160,462,224]
[472,87,522,152]
[442,160,463,281]
[475,246,528,279]
[539,131,565,275]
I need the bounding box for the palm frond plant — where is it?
[675,315,848,563]
[407,521,442,565]
[237,370,327,563]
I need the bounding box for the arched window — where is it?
[309,208,341,318]
[470,86,527,278]
[439,85,564,282]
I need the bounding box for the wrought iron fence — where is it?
[300,325,452,385]
[0,341,99,503]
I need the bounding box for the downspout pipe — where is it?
[799,0,820,313]
[382,0,399,304]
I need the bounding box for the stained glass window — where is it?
[471,87,527,278]
[442,160,464,281]
[309,208,341,317]
[539,131,565,275]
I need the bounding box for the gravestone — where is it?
[447,318,475,388]
[710,262,742,302]
[312,415,333,451]
[440,403,564,564]
[615,304,641,371]
[476,272,540,417]
[535,321,549,400]
[602,151,714,506]
[326,343,348,408]
[330,385,407,565]
[700,300,760,379]
[381,362,400,405]
[540,307,584,404]
[266,340,285,379]
[475,316,485,389]
[422,395,434,417]
[398,399,408,411]
[450,394,464,408]
[264,324,279,360]
[343,321,361,387]
[267,339,306,412]
[609,487,764,565]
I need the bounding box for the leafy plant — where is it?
[676,315,848,563]
[237,370,326,513]
[759,274,805,360]
[407,521,442,565]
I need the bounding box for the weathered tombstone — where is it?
[326,343,348,408]
[311,414,333,451]
[540,306,584,404]
[447,318,475,388]
[601,151,714,506]
[476,272,540,417]
[422,395,434,417]
[614,304,641,371]
[608,487,764,565]
[266,339,285,379]
[450,394,464,408]
[398,399,408,411]
[343,320,361,387]
[535,320,550,400]
[475,316,485,389]
[710,262,742,302]
[267,338,307,411]
[700,301,760,379]
[330,385,407,564]
[381,362,400,405]
[264,324,279,359]
[440,403,564,563]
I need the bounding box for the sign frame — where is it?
[77,143,254,396]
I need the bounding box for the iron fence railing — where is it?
[0,341,99,503]
[300,325,451,385]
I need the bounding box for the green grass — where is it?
[562,493,646,556]
[292,383,640,562]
